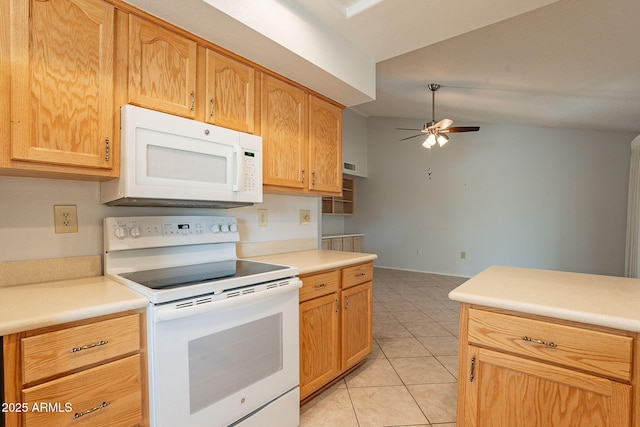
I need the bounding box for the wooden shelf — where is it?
[322,176,354,215]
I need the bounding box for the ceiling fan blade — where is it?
[434,118,453,130]
[400,134,426,141]
[441,126,480,133]
[396,128,424,131]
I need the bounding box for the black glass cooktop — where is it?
[120,260,288,290]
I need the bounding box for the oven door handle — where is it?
[153,279,302,322]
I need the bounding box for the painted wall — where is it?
[346,117,634,277]
[0,176,320,263]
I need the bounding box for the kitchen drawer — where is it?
[342,262,373,289]
[467,308,633,381]
[23,354,142,426]
[299,270,340,302]
[22,314,141,384]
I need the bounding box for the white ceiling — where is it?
[124,0,640,133]
[347,0,640,133]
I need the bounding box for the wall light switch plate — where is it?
[299,209,311,225]
[258,209,268,227]
[54,205,78,233]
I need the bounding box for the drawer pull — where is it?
[70,340,108,353]
[314,283,327,289]
[73,401,110,420]
[356,273,366,277]
[521,336,557,348]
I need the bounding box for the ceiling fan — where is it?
[398,83,480,148]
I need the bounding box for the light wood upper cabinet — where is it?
[261,74,308,190]
[128,15,197,118]
[205,50,257,133]
[308,95,342,194]
[261,75,343,196]
[8,0,115,172]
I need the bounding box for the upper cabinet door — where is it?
[10,0,115,170]
[261,75,308,190]
[308,96,342,194]
[128,16,197,118]
[205,50,257,133]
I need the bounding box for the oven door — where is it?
[148,281,301,427]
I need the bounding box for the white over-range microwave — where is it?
[101,105,262,208]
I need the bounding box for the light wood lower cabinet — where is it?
[2,310,147,426]
[299,262,373,401]
[457,304,637,427]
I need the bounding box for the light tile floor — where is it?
[300,267,466,427]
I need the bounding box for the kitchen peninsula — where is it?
[449,265,640,427]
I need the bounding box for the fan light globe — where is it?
[422,133,437,148]
[437,133,449,147]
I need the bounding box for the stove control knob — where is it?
[221,224,230,233]
[230,223,238,233]
[210,224,221,234]
[129,226,142,238]
[114,226,127,240]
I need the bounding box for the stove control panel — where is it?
[104,216,240,251]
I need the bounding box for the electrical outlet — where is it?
[54,205,78,233]
[460,251,466,260]
[299,209,311,225]
[258,209,268,227]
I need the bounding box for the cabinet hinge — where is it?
[105,137,110,161]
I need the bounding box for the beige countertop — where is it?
[249,249,377,275]
[0,276,149,336]
[448,265,640,332]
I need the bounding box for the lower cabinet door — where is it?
[299,293,340,400]
[464,347,632,427]
[341,281,373,370]
[22,355,142,426]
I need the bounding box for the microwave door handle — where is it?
[233,146,241,192]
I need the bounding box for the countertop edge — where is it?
[248,249,378,275]
[448,265,640,333]
[448,290,640,333]
[298,254,377,275]
[0,276,149,336]
[0,299,149,337]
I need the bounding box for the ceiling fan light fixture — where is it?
[437,133,449,147]
[422,133,437,148]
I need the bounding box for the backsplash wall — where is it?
[0,176,320,265]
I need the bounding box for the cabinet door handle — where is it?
[344,295,349,310]
[70,340,108,353]
[312,171,316,186]
[521,336,557,348]
[190,91,195,111]
[335,298,339,313]
[73,402,110,420]
[469,357,475,382]
[105,137,110,161]
[356,273,366,277]
[314,283,327,289]
[301,170,305,184]
[210,98,215,117]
